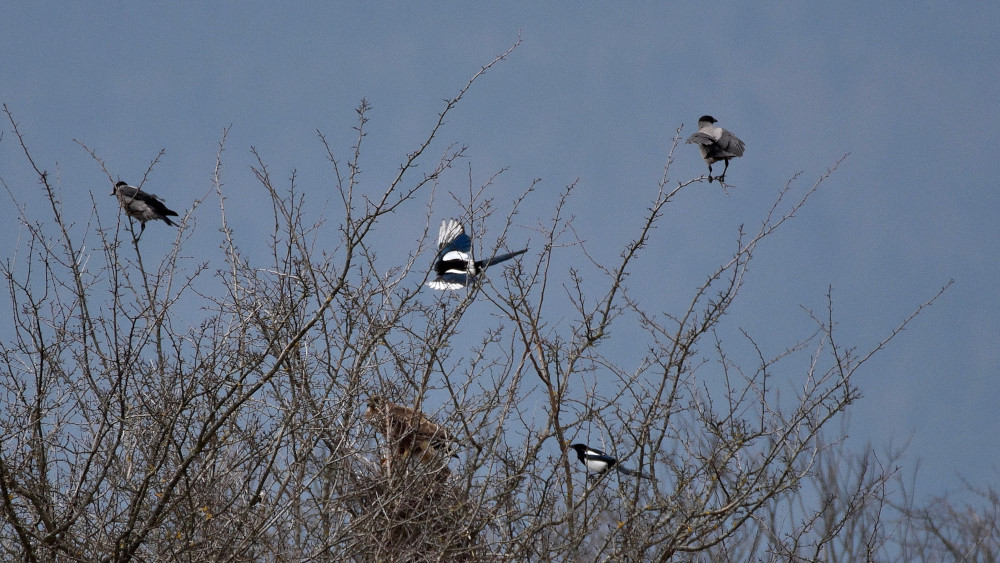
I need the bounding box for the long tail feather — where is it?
[477,248,528,269]
[615,465,655,480]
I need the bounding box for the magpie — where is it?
[569,443,654,480]
[365,396,457,464]
[110,181,179,237]
[427,218,527,290]
[685,115,746,184]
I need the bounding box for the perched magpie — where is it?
[110,181,179,237]
[569,443,654,480]
[427,218,527,290]
[685,115,746,184]
[365,396,456,464]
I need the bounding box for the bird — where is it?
[427,218,527,290]
[110,181,179,237]
[365,395,456,467]
[569,443,654,480]
[685,115,746,183]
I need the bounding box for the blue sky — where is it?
[2,3,997,502]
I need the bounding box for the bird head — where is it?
[366,395,385,411]
[697,115,717,125]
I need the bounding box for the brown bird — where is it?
[365,396,455,472]
[110,181,179,238]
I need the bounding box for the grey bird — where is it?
[110,181,179,237]
[686,115,746,183]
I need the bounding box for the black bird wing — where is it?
[428,219,475,290]
[436,219,471,253]
[427,219,527,290]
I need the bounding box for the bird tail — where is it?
[615,465,655,480]
[477,248,528,269]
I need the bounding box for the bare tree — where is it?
[0,40,948,562]
[888,465,1000,562]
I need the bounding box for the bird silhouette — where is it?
[569,443,654,480]
[110,181,179,238]
[427,218,527,290]
[686,115,746,183]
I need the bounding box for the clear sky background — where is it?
[2,3,997,503]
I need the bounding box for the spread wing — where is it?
[716,130,745,157]
[429,219,476,290]
[427,273,473,290]
[437,219,471,253]
[685,131,717,146]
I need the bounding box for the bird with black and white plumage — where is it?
[427,218,527,290]
[685,115,746,184]
[110,181,179,237]
[569,443,655,480]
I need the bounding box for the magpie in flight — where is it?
[111,181,179,238]
[569,443,654,480]
[427,218,527,290]
[685,115,746,184]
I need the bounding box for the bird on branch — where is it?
[110,181,179,239]
[366,395,457,473]
[569,443,655,480]
[686,115,746,184]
